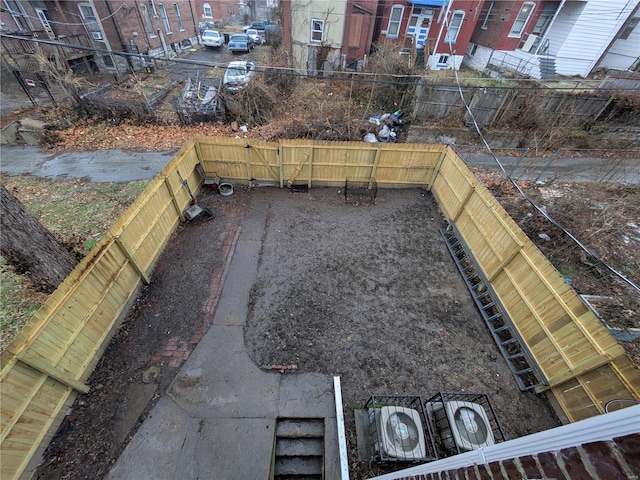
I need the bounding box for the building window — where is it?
[387,5,404,38]
[481,1,495,30]
[203,3,212,18]
[620,17,639,40]
[532,3,556,35]
[4,0,33,31]
[444,10,464,44]
[140,4,155,36]
[78,4,97,22]
[509,2,535,37]
[438,54,449,64]
[149,0,158,17]
[311,18,324,42]
[173,3,184,31]
[159,3,171,33]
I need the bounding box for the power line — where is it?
[3,33,640,93]
[440,10,640,296]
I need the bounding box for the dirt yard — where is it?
[34,186,560,480]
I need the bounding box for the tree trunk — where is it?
[1,184,78,293]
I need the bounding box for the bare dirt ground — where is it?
[34,186,560,480]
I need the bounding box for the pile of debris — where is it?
[364,110,404,143]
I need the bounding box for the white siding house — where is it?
[551,0,638,77]
[475,0,640,79]
[598,11,640,71]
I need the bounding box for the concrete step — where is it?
[276,437,324,457]
[274,456,323,477]
[276,418,324,438]
[274,418,325,478]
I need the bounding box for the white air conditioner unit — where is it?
[91,31,103,40]
[370,406,427,460]
[428,401,495,452]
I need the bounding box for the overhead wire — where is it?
[439,8,640,295]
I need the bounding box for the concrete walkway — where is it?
[107,198,339,479]
[0,146,175,182]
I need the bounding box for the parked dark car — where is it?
[228,33,254,53]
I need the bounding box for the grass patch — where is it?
[0,258,49,349]
[0,175,148,349]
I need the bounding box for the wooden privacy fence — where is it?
[0,141,203,479]
[412,82,618,128]
[1,138,638,479]
[431,147,640,422]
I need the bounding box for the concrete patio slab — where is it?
[107,193,342,479]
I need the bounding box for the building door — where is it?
[35,8,55,38]
[406,7,434,48]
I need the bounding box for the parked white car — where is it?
[201,30,223,48]
[223,61,256,92]
[245,28,263,45]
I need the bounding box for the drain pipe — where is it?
[333,376,350,480]
[429,0,453,69]
[104,0,134,73]
[534,0,565,55]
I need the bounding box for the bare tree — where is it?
[1,184,77,293]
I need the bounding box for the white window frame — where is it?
[159,3,171,33]
[620,17,639,40]
[149,0,158,18]
[481,1,494,30]
[78,4,97,21]
[173,3,184,31]
[4,0,33,31]
[386,5,404,38]
[311,18,324,42]
[140,4,156,37]
[203,3,213,18]
[532,3,555,35]
[509,2,535,38]
[444,10,464,44]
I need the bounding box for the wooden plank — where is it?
[115,236,150,284]
[14,353,89,394]
[368,148,382,189]
[287,150,310,186]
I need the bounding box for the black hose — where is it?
[604,398,640,413]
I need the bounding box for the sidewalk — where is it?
[106,198,340,479]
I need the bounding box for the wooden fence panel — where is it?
[0,360,76,480]
[1,140,200,479]
[430,146,639,413]
[413,85,466,120]
[552,354,640,422]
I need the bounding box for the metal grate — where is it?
[425,392,506,457]
[344,178,377,206]
[441,225,547,391]
[364,395,438,463]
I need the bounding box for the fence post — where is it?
[165,176,186,222]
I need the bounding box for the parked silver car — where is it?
[223,61,256,92]
[245,28,263,45]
